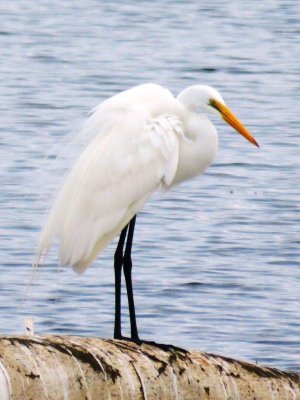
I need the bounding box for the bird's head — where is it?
[177,85,259,147]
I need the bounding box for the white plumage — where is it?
[37,83,258,274]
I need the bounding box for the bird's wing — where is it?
[37,106,184,274]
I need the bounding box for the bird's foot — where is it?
[113,334,141,345]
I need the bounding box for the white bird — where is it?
[37,83,258,341]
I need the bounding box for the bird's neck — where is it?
[171,114,218,186]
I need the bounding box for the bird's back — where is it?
[37,84,184,274]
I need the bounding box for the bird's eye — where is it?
[209,98,217,108]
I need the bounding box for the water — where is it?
[0,0,299,373]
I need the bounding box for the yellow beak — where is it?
[214,100,259,147]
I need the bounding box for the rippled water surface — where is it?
[0,1,299,372]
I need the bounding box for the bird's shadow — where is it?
[113,337,189,354]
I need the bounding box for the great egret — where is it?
[37,83,258,341]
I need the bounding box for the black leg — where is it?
[123,215,139,341]
[113,224,128,339]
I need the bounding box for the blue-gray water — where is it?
[0,1,299,372]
